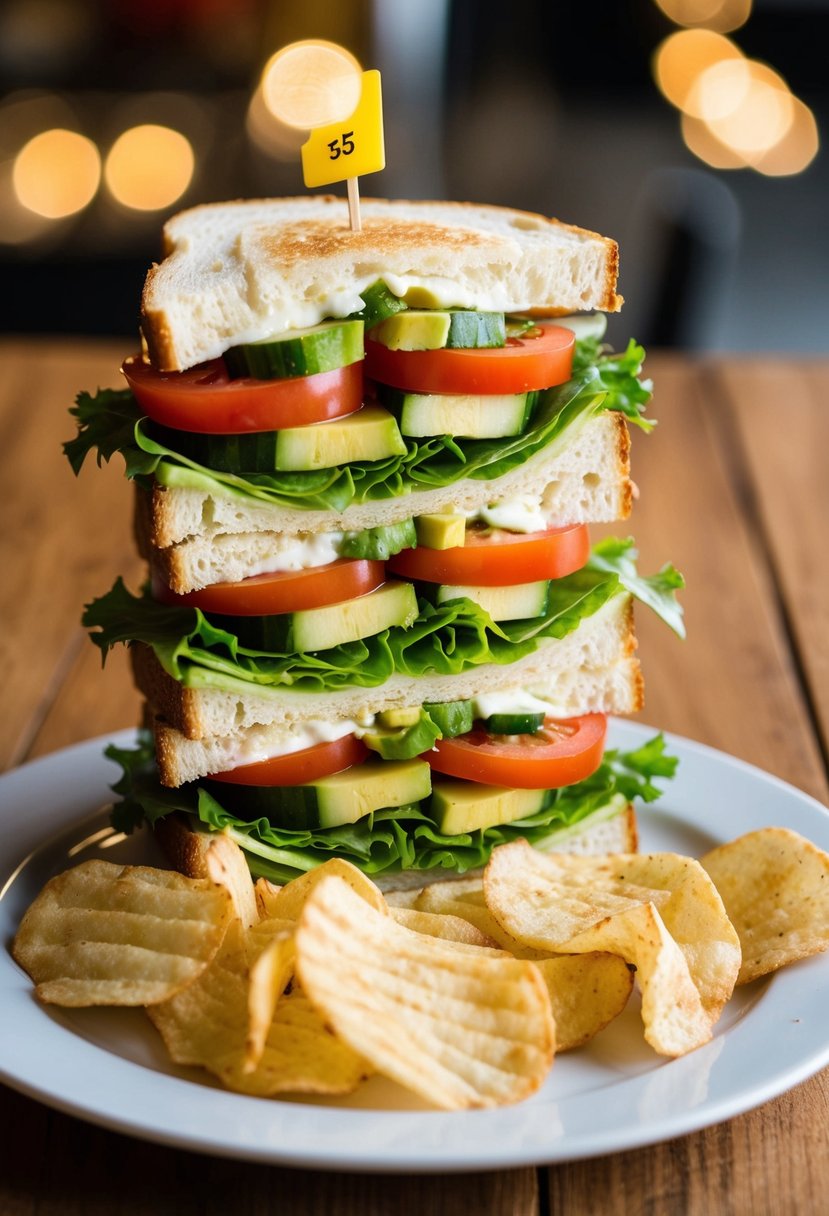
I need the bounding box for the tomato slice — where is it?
[208,735,368,786]
[423,714,607,788]
[122,354,363,434]
[364,324,575,394]
[153,559,385,615]
[387,523,589,587]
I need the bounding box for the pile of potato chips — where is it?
[12,827,829,1110]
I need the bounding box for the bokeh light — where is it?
[753,97,819,176]
[104,124,194,211]
[653,0,752,34]
[261,40,362,130]
[703,61,793,156]
[12,127,100,218]
[653,30,743,111]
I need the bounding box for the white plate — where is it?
[2,721,829,1172]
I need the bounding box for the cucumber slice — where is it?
[430,780,550,836]
[204,758,432,831]
[380,386,537,439]
[371,310,506,351]
[557,312,607,342]
[224,320,364,380]
[148,412,405,475]
[436,581,550,622]
[423,700,474,738]
[445,311,506,349]
[349,280,408,329]
[275,405,407,472]
[485,712,545,734]
[211,581,418,653]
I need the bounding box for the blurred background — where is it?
[0,0,825,352]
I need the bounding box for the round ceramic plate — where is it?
[2,721,828,1172]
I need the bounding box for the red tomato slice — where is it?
[153,559,385,615]
[387,523,589,587]
[423,714,607,789]
[208,735,368,786]
[364,324,575,394]
[122,354,363,434]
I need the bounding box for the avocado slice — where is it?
[430,780,549,835]
[436,581,550,622]
[415,513,466,550]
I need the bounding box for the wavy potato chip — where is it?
[535,954,634,1051]
[265,858,386,921]
[149,920,367,1096]
[12,859,233,1007]
[390,906,498,947]
[245,931,296,1072]
[205,836,258,929]
[295,876,555,1109]
[701,828,829,983]
[484,842,715,1056]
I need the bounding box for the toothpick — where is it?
[347,177,362,232]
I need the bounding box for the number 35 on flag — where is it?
[301,70,385,189]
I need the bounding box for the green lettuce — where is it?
[587,536,685,638]
[109,732,677,883]
[84,563,625,694]
[63,340,654,513]
[571,336,654,432]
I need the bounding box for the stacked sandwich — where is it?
[67,197,682,889]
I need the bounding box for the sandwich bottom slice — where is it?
[107,596,675,890]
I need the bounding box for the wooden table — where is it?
[1,338,827,1214]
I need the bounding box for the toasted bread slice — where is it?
[142,197,622,371]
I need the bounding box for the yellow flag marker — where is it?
[261,40,385,233]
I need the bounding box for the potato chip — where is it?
[484,841,714,1055]
[414,881,514,948]
[245,931,295,1071]
[484,841,671,948]
[562,902,712,1056]
[383,887,422,909]
[205,835,258,929]
[266,858,386,922]
[599,852,741,1019]
[12,860,233,1007]
[390,906,498,948]
[149,919,367,1096]
[535,954,634,1051]
[253,877,282,919]
[701,828,829,983]
[295,875,555,1109]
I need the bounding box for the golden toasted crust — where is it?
[131,644,206,739]
[260,217,497,265]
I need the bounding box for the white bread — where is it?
[142,198,622,372]
[151,805,638,891]
[136,593,641,761]
[144,411,632,562]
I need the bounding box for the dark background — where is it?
[0,0,826,351]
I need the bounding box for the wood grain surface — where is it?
[1,340,827,1216]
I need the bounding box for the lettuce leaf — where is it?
[587,536,685,638]
[109,732,677,884]
[84,564,624,693]
[571,337,654,432]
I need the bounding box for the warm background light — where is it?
[12,127,100,219]
[681,112,749,168]
[704,62,793,156]
[752,97,819,176]
[653,29,742,111]
[104,124,194,211]
[654,0,752,33]
[246,82,306,162]
[261,39,362,130]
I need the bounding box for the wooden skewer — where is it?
[346,177,362,232]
